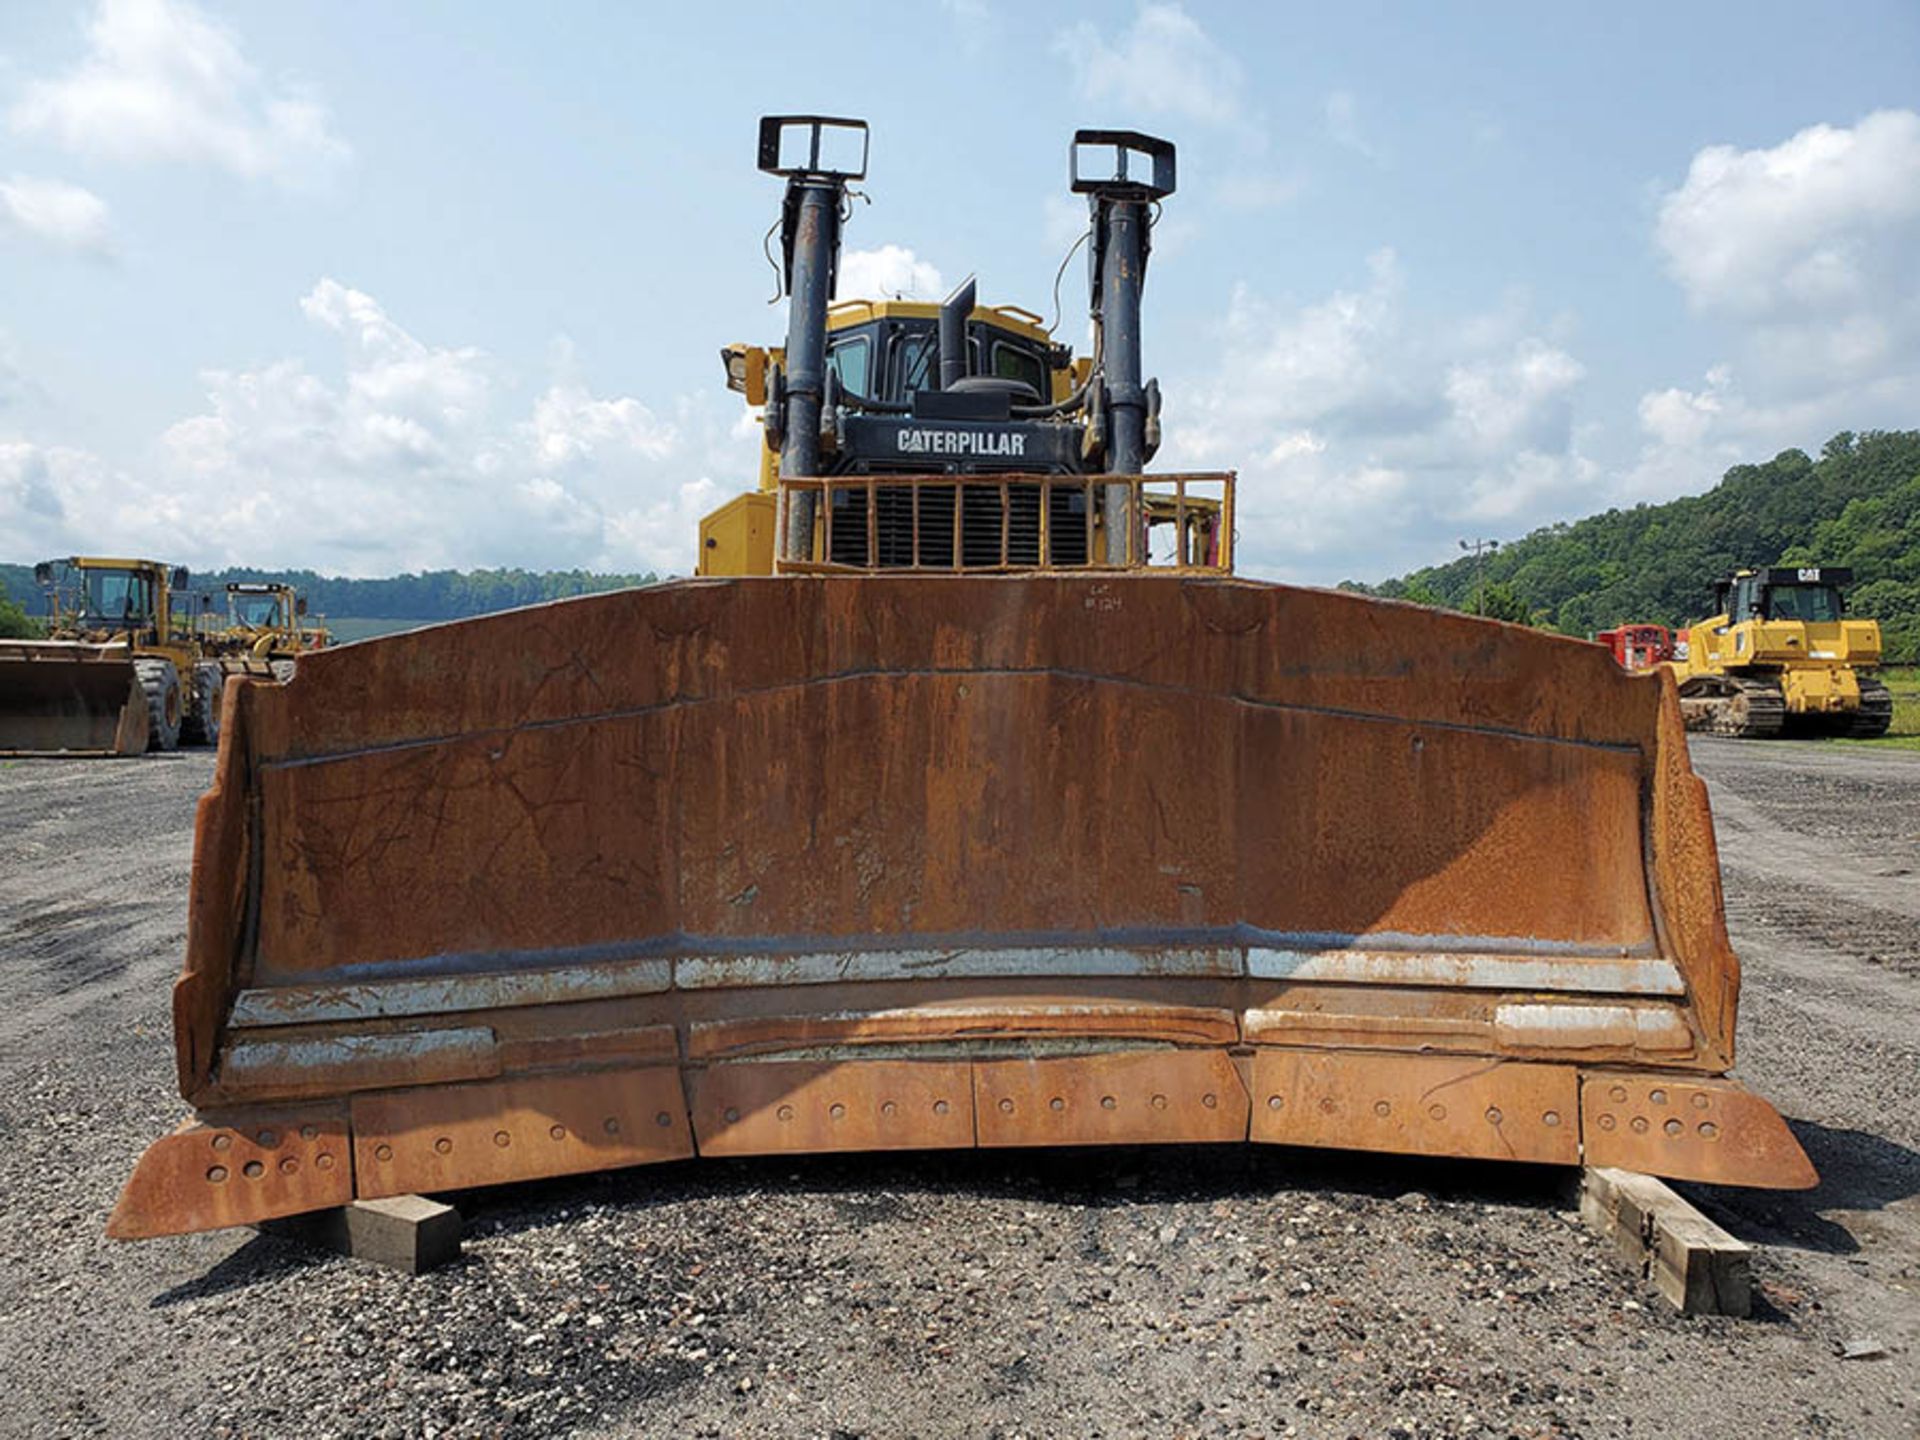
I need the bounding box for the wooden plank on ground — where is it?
[1580,1166,1751,1316]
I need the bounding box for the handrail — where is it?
[775,471,1235,575]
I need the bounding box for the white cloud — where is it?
[1054,3,1242,126]
[939,0,994,53]
[1324,91,1382,163]
[2,279,748,577]
[1654,109,1920,390]
[1164,252,1596,579]
[0,175,112,253]
[839,244,945,301]
[11,0,348,184]
[1633,110,1920,492]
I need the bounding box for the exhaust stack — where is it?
[757,116,869,562]
[1073,130,1175,561]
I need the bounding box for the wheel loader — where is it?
[0,557,225,755]
[206,581,331,680]
[1672,566,1891,738]
[110,118,1814,1243]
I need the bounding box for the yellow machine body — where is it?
[1671,566,1891,738]
[0,556,217,755]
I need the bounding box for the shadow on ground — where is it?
[1687,1118,1920,1255]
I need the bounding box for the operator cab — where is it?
[1718,566,1852,625]
[825,307,1055,410]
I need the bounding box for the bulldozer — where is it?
[110,117,1814,1243]
[1672,565,1891,738]
[0,557,225,755]
[206,581,330,680]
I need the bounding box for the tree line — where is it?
[1346,430,1920,662]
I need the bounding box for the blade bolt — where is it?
[933,1100,950,1115]
[998,1098,1015,1113]
[1268,1096,1284,1110]
[1484,1107,1503,1126]
[829,1104,847,1120]
[434,1138,453,1154]
[1203,1094,1219,1110]
[724,1108,742,1124]
[1649,1089,1669,1106]
[549,1125,567,1141]
[1372,1101,1391,1117]
[206,1166,228,1184]
[1150,1095,1168,1110]
[1698,1122,1718,1139]
[242,1161,264,1179]
[300,1125,319,1141]
[210,1134,231,1153]
[1664,1118,1683,1136]
[776,1105,794,1122]
[374,1144,394,1161]
[315,1153,335,1170]
[1049,1097,1065,1112]
[1427,1104,1446,1121]
[1630,1116,1649,1133]
[1543,1111,1561,1127]
[279,1158,299,1175]
[604,1117,622,1135]
[256,1130,278,1147]
[656,1111,674,1128]
[493,1131,511,1148]
[1101,1096,1118,1111]
[1690,1093,1710,1111]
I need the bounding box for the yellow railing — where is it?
[775,471,1235,575]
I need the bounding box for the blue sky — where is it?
[2,0,1916,581]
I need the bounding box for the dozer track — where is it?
[110,578,1817,1241]
[1680,676,1787,739]
[1847,679,1894,738]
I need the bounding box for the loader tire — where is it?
[1848,679,1894,739]
[134,658,182,752]
[181,663,223,747]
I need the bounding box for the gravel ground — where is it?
[0,740,1915,1439]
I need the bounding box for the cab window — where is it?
[1766,585,1843,623]
[827,337,871,397]
[990,340,1046,396]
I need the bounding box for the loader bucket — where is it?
[111,576,1814,1239]
[0,640,149,757]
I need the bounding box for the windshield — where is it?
[230,593,284,628]
[1766,585,1844,623]
[76,569,153,627]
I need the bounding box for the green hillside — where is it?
[1351,430,1920,661]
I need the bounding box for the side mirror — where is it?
[33,561,53,586]
[296,597,308,616]
[172,567,190,590]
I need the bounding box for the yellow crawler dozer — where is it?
[1673,566,1891,738]
[111,119,1813,1243]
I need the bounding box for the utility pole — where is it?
[1459,537,1499,616]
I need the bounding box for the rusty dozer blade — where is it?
[110,576,1815,1240]
[0,639,149,757]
